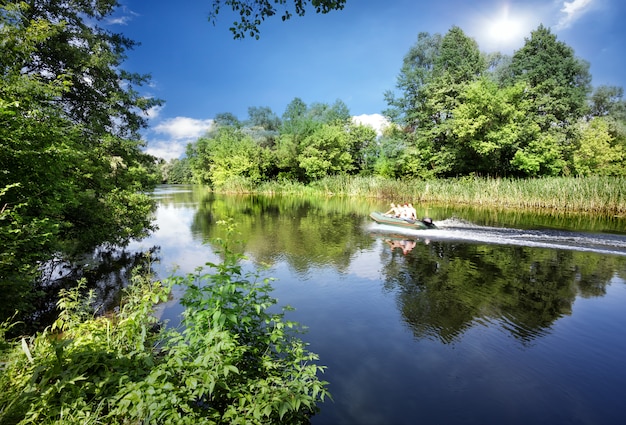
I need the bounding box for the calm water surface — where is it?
[129,185,626,425]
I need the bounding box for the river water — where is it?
[128,185,626,425]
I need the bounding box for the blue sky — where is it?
[110,0,626,160]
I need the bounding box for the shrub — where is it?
[0,221,329,424]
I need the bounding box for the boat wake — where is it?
[368,218,626,256]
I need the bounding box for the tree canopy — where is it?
[381,24,624,178]
[1,0,160,319]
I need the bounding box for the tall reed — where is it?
[252,176,625,215]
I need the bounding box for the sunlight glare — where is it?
[478,3,531,52]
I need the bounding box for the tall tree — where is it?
[505,25,591,174]
[245,106,281,147]
[589,85,626,147]
[298,124,354,181]
[187,127,268,188]
[507,24,591,131]
[383,32,442,130]
[1,0,160,318]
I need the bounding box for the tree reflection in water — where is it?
[380,240,624,344]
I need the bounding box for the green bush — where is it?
[0,222,330,424]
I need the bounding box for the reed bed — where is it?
[254,176,626,216]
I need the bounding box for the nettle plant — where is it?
[0,221,330,424]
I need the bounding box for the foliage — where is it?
[507,25,591,130]
[187,127,271,188]
[209,0,346,39]
[159,157,194,184]
[0,223,330,424]
[254,175,626,215]
[1,0,160,321]
[298,124,354,181]
[573,117,624,176]
[163,23,626,185]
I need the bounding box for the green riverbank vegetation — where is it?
[161,26,625,215]
[253,175,626,215]
[0,223,329,424]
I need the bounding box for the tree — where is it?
[1,0,160,318]
[209,0,347,39]
[307,99,351,125]
[451,78,532,176]
[383,32,442,130]
[504,25,591,174]
[298,124,354,181]
[187,127,269,188]
[245,106,281,147]
[589,85,626,148]
[345,123,377,174]
[214,112,241,128]
[573,118,624,176]
[507,24,591,130]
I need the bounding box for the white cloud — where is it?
[556,0,594,29]
[352,113,390,137]
[107,16,131,25]
[146,116,214,161]
[145,140,186,162]
[154,116,214,140]
[143,105,163,120]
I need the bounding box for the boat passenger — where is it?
[384,203,401,217]
[399,203,411,220]
[407,203,417,220]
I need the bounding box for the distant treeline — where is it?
[161,24,625,187]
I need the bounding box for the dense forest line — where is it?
[161,25,626,187]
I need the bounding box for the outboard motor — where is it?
[421,217,436,228]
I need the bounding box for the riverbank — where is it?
[224,176,625,216]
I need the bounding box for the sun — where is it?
[488,12,523,44]
[477,3,532,53]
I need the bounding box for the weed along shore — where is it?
[241,176,626,216]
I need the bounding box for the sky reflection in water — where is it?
[129,186,626,425]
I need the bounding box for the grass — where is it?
[253,175,626,216]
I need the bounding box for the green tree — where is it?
[161,158,193,183]
[215,112,242,128]
[384,27,486,177]
[1,0,160,318]
[276,98,324,180]
[505,25,591,174]
[424,26,486,175]
[210,0,347,39]
[298,124,354,181]
[507,25,591,134]
[307,99,351,125]
[245,106,281,148]
[451,78,535,176]
[383,32,442,130]
[573,117,624,176]
[589,85,626,149]
[187,127,269,188]
[345,122,377,174]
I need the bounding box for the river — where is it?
[128,185,626,425]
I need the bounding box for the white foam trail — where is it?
[367,220,626,256]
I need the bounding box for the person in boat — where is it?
[407,203,417,220]
[399,203,410,219]
[384,203,401,217]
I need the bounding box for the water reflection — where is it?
[149,186,626,346]
[138,186,626,425]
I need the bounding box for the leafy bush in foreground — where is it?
[0,222,329,424]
